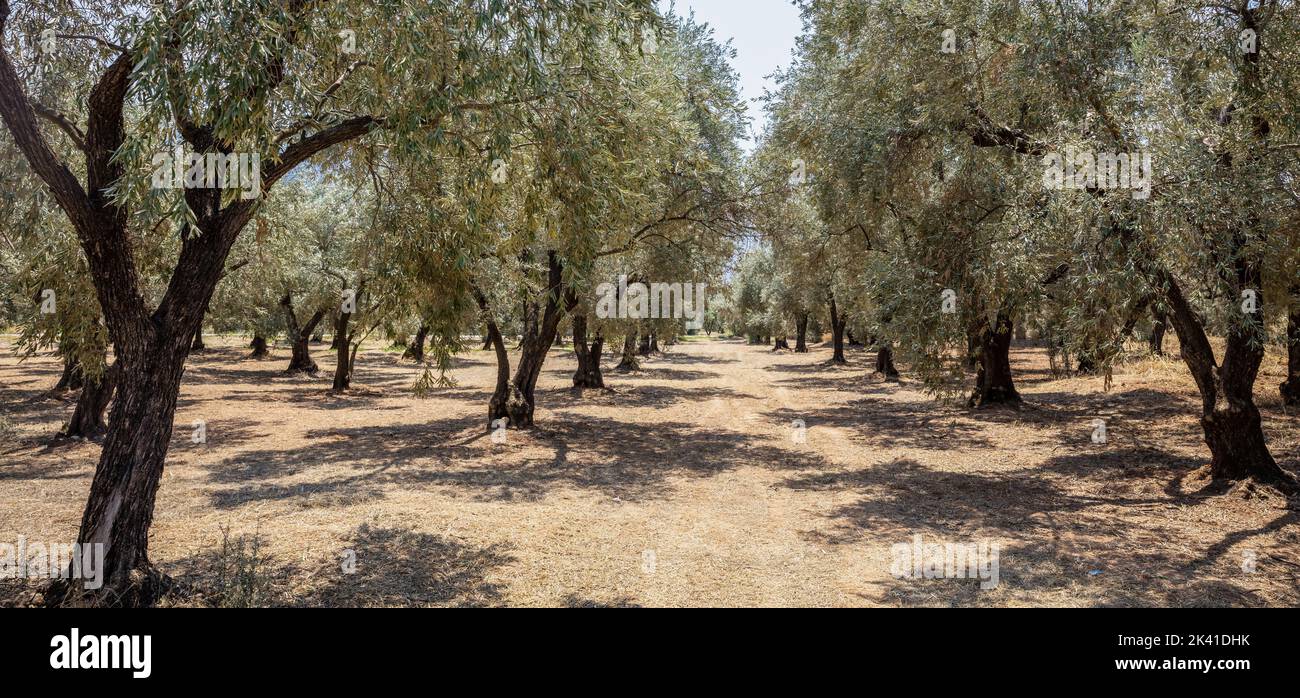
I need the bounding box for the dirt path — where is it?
[2,336,1298,607]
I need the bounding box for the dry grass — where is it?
[0,333,1297,607]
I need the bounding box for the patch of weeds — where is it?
[212,525,280,608]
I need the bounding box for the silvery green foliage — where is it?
[758,0,1300,397]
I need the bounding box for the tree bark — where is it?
[571,311,605,389]
[795,314,809,353]
[638,333,652,356]
[968,311,1020,407]
[403,324,428,362]
[478,253,569,428]
[773,336,790,350]
[281,294,324,374]
[616,332,639,371]
[331,307,353,391]
[875,344,900,380]
[55,350,84,392]
[829,295,847,363]
[500,252,568,427]
[1135,239,1295,489]
[649,334,659,353]
[473,288,513,428]
[248,334,269,359]
[61,362,118,440]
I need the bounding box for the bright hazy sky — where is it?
[661,0,804,152]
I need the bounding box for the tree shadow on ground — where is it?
[187,387,406,412]
[766,400,997,451]
[302,524,513,607]
[542,383,753,410]
[785,453,1212,544]
[561,594,642,608]
[870,538,1276,608]
[203,413,827,508]
[784,453,1293,606]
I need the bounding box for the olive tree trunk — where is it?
[968,311,1020,407]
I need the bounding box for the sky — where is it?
[661,0,804,152]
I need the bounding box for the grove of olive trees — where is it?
[0,0,1297,615]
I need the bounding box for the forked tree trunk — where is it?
[1134,235,1295,489]
[829,295,847,363]
[616,332,639,371]
[968,311,1020,407]
[281,294,325,374]
[795,314,809,353]
[498,252,569,427]
[249,334,269,359]
[1281,294,1299,407]
[875,344,900,380]
[403,324,428,362]
[479,253,569,428]
[0,4,383,606]
[62,362,118,440]
[571,312,605,389]
[774,336,790,350]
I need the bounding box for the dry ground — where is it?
[1,333,1298,607]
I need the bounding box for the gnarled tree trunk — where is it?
[62,361,118,440]
[875,344,899,380]
[281,294,325,374]
[478,253,569,428]
[616,332,639,371]
[968,311,1020,407]
[403,324,428,362]
[571,311,605,389]
[248,334,269,359]
[500,252,568,427]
